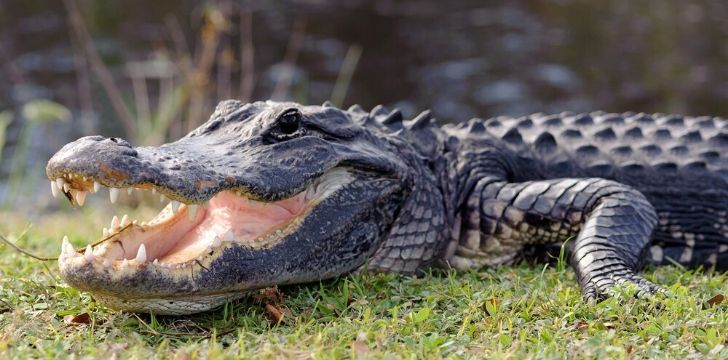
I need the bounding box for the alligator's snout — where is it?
[47,135,139,178]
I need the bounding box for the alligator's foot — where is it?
[580,271,667,302]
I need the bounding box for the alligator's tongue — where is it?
[157,191,308,263]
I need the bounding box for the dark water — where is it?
[0,0,727,207]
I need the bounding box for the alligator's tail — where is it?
[644,191,728,271]
[650,245,727,271]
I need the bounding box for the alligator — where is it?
[46,100,728,315]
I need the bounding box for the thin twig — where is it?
[63,0,137,139]
[239,10,255,102]
[0,226,48,260]
[165,15,194,79]
[164,15,195,141]
[0,43,26,84]
[0,223,132,261]
[127,63,151,129]
[0,235,56,261]
[186,8,223,133]
[271,17,307,100]
[217,0,233,100]
[68,21,95,127]
[331,44,362,107]
[88,223,133,247]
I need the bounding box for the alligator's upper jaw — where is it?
[46,134,339,204]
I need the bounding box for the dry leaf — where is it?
[253,287,284,304]
[265,303,285,324]
[574,320,589,334]
[64,312,91,325]
[707,294,725,307]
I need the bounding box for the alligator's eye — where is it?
[278,109,301,135]
[267,109,304,142]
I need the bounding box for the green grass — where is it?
[0,208,727,359]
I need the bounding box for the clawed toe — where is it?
[581,273,666,302]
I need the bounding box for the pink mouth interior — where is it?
[119,190,309,264]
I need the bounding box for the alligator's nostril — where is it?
[106,137,132,148]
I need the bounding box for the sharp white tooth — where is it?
[109,188,119,203]
[225,230,234,242]
[151,187,156,194]
[135,244,147,264]
[153,258,159,265]
[51,181,59,198]
[120,214,130,227]
[55,178,65,192]
[132,220,138,225]
[212,236,221,247]
[61,235,70,249]
[121,258,129,268]
[84,244,93,262]
[61,236,73,258]
[170,200,180,213]
[63,183,71,193]
[93,182,101,193]
[75,190,86,206]
[111,216,120,230]
[187,204,198,220]
[103,258,112,267]
[127,188,133,195]
[102,227,109,237]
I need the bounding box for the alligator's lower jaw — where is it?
[53,169,355,313]
[94,293,250,316]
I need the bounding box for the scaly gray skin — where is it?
[46,100,728,314]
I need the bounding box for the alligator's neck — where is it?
[365,127,452,273]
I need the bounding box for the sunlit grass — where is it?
[0,209,726,359]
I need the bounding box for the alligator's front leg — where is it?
[455,177,662,301]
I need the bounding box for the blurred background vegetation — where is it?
[0,0,726,214]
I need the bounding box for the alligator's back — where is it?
[450,111,727,267]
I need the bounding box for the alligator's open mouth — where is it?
[52,168,353,272]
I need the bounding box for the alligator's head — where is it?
[46,100,447,314]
